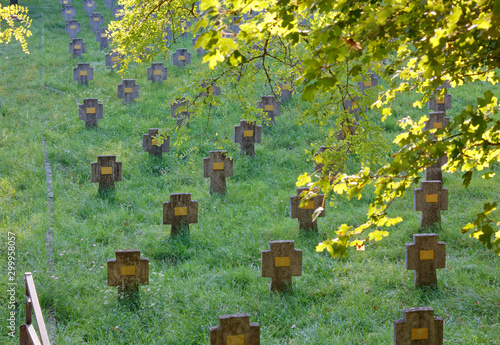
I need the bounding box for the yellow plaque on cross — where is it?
[179,55,186,61]
[152,139,158,146]
[282,85,290,91]
[213,162,224,170]
[101,34,107,38]
[94,17,99,21]
[74,45,81,49]
[174,207,188,216]
[433,122,443,129]
[437,97,445,104]
[80,71,88,76]
[70,25,76,29]
[120,266,136,276]
[227,335,244,345]
[63,0,68,3]
[88,3,93,7]
[101,167,112,175]
[426,194,438,203]
[264,105,273,111]
[420,250,434,260]
[411,328,428,340]
[300,200,315,209]
[275,257,290,267]
[124,87,133,93]
[364,80,372,87]
[86,107,96,114]
[153,70,161,76]
[111,56,118,62]
[243,130,253,137]
[66,10,72,14]
[208,86,214,93]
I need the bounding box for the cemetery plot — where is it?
[414,181,448,228]
[290,187,325,231]
[172,48,191,67]
[91,155,122,191]
[62,6,76,21]
[234,120,262,156]
[117,79,140,103]
[69,38,86,59]
[257,95,280,124]
[78,98,103,127]
[73,63,94,85]
[261,240,302,292]
[65,19,80,39]
[107,249,149,294]
[209,313,260,345]
[163,193,198,236]
[105,50,122,69]
[406,234,445,288]
[147,63,168,83]
[89,12,103,33]
[203,150,234,194]
[394,307,443,344]
[170,98,192,126]
[142,128,169,158]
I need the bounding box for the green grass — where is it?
[1,1,499,344]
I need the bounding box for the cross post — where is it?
[69,38,86,59]
[290,187,325,231]
[209,313,260,345]
[142,128,169,158]
[91,155,122,191]
[203,151,234,194]
[73,63,94,86]
[261,241,302,292]
[234,120,262,156]
[163,193,198,237]
[394,307,443,345]
[117,79,140,103]
[257,96,280,124]
[147,63,168,83]
[414,181,448,227]
[172,48,191,67]
[78,98,103,128]
[406,234,445,288]
[107,249,149,295]
[65,19,80,39]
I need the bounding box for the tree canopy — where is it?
[109,0,500,256]
[0,4,31,54]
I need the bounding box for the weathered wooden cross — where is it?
[84,0,96,16]
[62,6,75,21]
[142,128,169,158]
[414,181,448,228]
[163,193,198,236]
[172,48,191,67]
[104,0,115,10]
[290,187,325,231]
[105,51,121,69]
[65,19,80,39]
[203,151,234,194]
[209,313,260,345]
[107,249,149,294]
[406,234,445,288]
[117,79,140,103]
[73,63,94,85]
[170,98,192,126]
[261,240,302,292]
[424,111,450,182]
[147,63,168,83]
[89,12,103,33]
[394,307,443,344]
[96,28,110,49]
[113,4,124,20]
[428,83,452,114]
[257,95,281,124]
[69,38,86,59]
[279,82,293,102]
[78,98,103,128]
[91,155,122,191]
[234,120,262,156]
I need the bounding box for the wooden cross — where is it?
[163,193,198,236]
[147,63,168,83]
[65,19,80,39]
[84,0,96,16]
[203,151,234,194]
[257,95,281,124]
[290,187,325,231]
[69,38,86,59]
[107,250,149,294]
[113,4,124,20]
[394,307,443,344]
[142,128,169,158]
[117,79,140,103]
[73,63,94,86]
[209,313,260,345]
[171,98,192,126]
[104,0,115,10]
[424,111,450,135]
[406,234,445,288]
[357,73,379,94]
[192,35,206,56]
[89,12,103,33]
[200,82,221,96]
[261,240,302,292]
[78,98,103,128]
[424,111,450,182]
[105,51,121,69]
[96,28,110,50]
[414,181,448,228]
[62,6,75,21]
[172,48,191,67]
[428,83,452,114]
[279,82,293,102]
[234,120,262,156]
[91,155,122,191]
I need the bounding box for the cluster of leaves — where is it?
[108,0,499,256]
[0,4,32,54]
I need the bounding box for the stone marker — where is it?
[170,98,192,126]
[142,128,169,158]
[62,6,76,21]
[261,240,302,292]
[96,28,110,49]
[394,307,443,345]
[192,34,206,56]
[73,63,94,85]
[91,155,122,191]
[203,151,233,194]
[147,63,168,83]
[162,193,198,236]
[414,181,448,228]
[85,0,96,16]
[113,4,124,19]
[200,82,221,97]
[357,73,379,94]
[406,234,445,288]
[290,187,325,231]
[65,19,80,39]
[105,50,121,69]
[78,98,103,128]
[209,314,260,345]
[69,38,86,59]
[107,249,149,294]
[234,120,262,156]
[117,79,140,103]
[172,48,191,67]
[257,95,281,124]
[279,82,293,102]
[104,0,114,10]
[424,111,450,138]
[89,12,103,33]
[428,83,452,114]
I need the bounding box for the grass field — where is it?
[1,1,499,344]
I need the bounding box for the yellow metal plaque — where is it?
[124,87,133,93]
[70,25,76,29]
[227,335,244,345]
[94,17,99,21]
[420,250,434,260]
[153,70,161,76]
[111,56,118,62]
[426,194,438,203]
[86,107,96,114]
[63,0,68,3]
[101,34,106,38]
[282,85,290,91]
[74,45,81,49]
[80,71,88,76]
[264,105,273,111]
[152,139,158,146]
[88,3,93,7]
[411,328,428,340]
[433,122,443,129]
[66,10,72,14]
[437,97,445,104]
[208,86,214,93]
[179,55,186,61]
[364,80,372,87]
[300,200,315,210]
[101,167,112,175]
[120,266,136,276]
[275,257,290,267]
[243,130,254,137]
[174,207,188,216]
[213,162,225,171]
